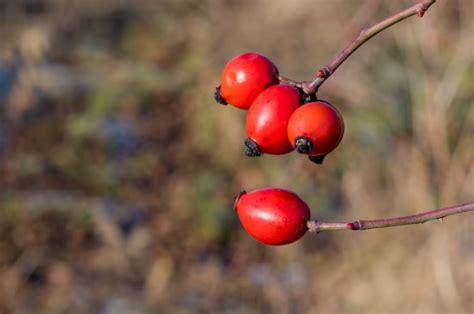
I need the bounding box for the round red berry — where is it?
[245,85,300,156]
[218,52,278,109]
[287,100,344,157]
[234,187,311,245]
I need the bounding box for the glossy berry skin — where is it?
[220,52,278,109]
[234,188,311,245]
[287,101,344,156]
[246,85,300,155]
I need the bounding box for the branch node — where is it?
[416,8,425,17]
[416,2,428,17]
[350,220,363,230]
[316,67,332,79]
[300,81,314,95]
[307,220,320,234]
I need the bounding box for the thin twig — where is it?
[277,74,301,89]
[307,201,474,234]
[292,0,437,95]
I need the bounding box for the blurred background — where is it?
[0,0,473,313]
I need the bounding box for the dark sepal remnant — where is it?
[233,190,247,211]
[308,154,326,164]
[244,138,262,157]
[294,136,312,154]
[214,86,228,105]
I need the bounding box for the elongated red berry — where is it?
[245,85,300,156]
[287,100,344,159]
[234,187,311,245]
[215,52,278,109]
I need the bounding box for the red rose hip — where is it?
[245,85,300,156]
[234,187,311,245]
[287,101,344,162]
[215,52,278,109]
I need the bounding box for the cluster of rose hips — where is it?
[215,52,344,164]
[214,52,345,245]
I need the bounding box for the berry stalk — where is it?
[307,201,474,234]
[279,0,437,95]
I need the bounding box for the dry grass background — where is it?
[0,0,473,313]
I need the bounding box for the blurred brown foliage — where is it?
[0,0,473,313]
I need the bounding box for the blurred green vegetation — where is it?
[0,0,473,313]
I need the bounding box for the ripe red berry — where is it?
[287,101,344,161]
[234,188,311,245]
[215,52,278,109]
[245,85,300,156]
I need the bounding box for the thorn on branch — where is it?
[416,8,425,17]
[416,2,428,17]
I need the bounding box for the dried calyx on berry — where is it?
[233,190,247,210]
[294,136,312,153]
[295,136,326,164]
[214,86,227,105]
[244,138,261,157]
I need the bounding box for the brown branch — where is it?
[285,0,437,95]
[307,201,474,234]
